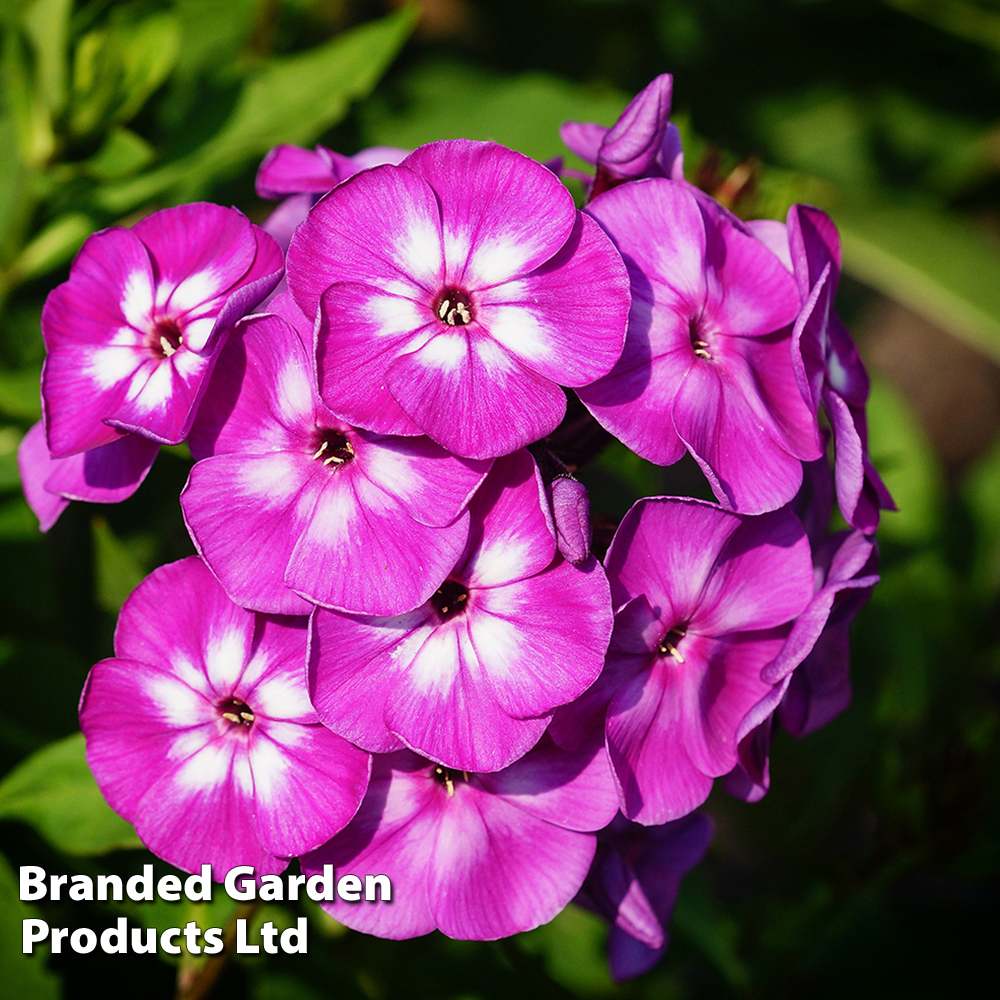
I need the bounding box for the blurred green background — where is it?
[1,1,999,997]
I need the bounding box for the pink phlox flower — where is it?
[300,735,620,940]
[17,420,158,531]
[182,291,491,616]
[556,496,814,825]
[560,74,684,200]
[79,557,371,876]
[256,144,409,253]
[784,204,895,532]
[577,811,713,981]
[308,449,613,773]
[579,179,824,514]
[286,138,631,460]
[724,527,879,801]
[41,202,283,458]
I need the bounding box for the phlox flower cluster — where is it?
[19,73,890,979]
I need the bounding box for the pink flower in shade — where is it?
[552,497,814,824]
[578,179,824,514]
[41,202,283,457]
[182,292,490,617]
[781,204,894,532]
[308,450,614,773]
[286,138,631,460]
[300,736,620,941]
[79,557,371,877]
[723,527,879,802]
[578,812,713,982]
[256,144,409,253]
[18,420,160,531]
[560,74,684,199]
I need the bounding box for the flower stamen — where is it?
[218,697,254,727]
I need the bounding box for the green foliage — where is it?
[0,732,142,854]
[0,851,60,1000]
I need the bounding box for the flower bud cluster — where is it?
[19,73,889,978]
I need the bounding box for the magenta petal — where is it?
[316,282,429,436]
[475,213,629,387]
[606,659,715,824]
[672,361,807,513]
[208,226,285,343]
[470,557,611,719]
[181,453,318,615]
[461,451,556,589]
[604,497,742,617]
[385,325,568,459]
[249,719,370,856]
[44,432,160,505]
[289,163,444,319]
[478,737,619,832]
[550,476,593,564]
[428,785,596,939]
[403,139,577,288]
[597,74,673,180]
[286,471,470,615]
[41,228,156,456]
[560,121,608,164]
[384,620,552,771]
[132,203,258,318]
[308,607,422,754]
[18,422,71,531]
[695,507,813,635]
[256,144,341,198]
[302,753,440,940]
[354,431,491,528]
[113,558,256,688]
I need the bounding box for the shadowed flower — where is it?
[579,179,823,514]
[578,812,713,981]
[79,557,371,876]
[552,497,814,823]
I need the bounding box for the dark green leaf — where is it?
[0,851,60,1000]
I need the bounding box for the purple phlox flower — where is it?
[561,74,684,200]
[723,527,879,801]
[256,143,409,199]
[256,144,409,253]
[182,291,490,617]
[785,204,895,532]
[79,557,371,876]
[555,497,813,824]
[578,811,713,981]
[578,179,823,514]
[308,449,613,773]
[301,735,620,941]
[41,202,283,459]
[286,138,631,460]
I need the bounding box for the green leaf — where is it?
[962,431,1000,595]
[0,365,41,420]
[517,904,614,996]
[361,58,628,169]
[97,7,418,211]
[835,197,1000,368]
[0,732,143,855]
[92,516,148,612]
[21,0,71,116]
[865,375,944,545]
[0,851,60,1000]
[0,425,21,490]
[885,0,1000,53]
[9,213,90,282]
[81,126,155,180]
